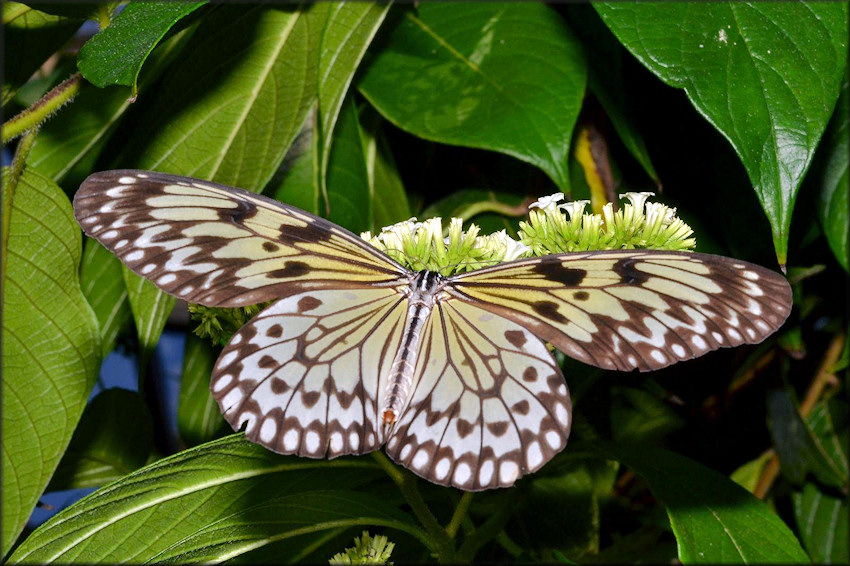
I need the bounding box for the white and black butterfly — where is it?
[74,170,792,491]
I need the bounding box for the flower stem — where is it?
[3,73,83,143]
[456,491,517,562]
[371,451,455,562]
[446,491,474,539]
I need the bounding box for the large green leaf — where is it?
[316,2,392,201]
[47,389,154,491]
[588,442,810,563]
[359,106,411,230]
[177,333,228,448]
[1,167,100,557]
[2,2,83,105]
[594,2,848,264]
[326,97,371,233]
[816,76,849,272]
[80,240,131,357]
[358,3,587,192]
[77,1,207,89]
[7,436,422,563]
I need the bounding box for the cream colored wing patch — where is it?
[73,170,406,307]
[386,300,571,490]
[448,250,792,371]
[211,287,407,458]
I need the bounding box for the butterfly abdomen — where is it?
[382,272,445,429]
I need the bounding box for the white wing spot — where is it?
[283,429,299,451]
[125,250,144,261]
[158,273,177,285]
[142,263,156,274]
[213,374,232,392]
[692,335,707,349]
[367,432,376,446]
[230,333,243,345]
[102,230,119,240]
[83,216,98,224]
[746,328,757,340]
[672,344,686,358]
[412,449,429,470]
[627,355,637,366]
[115,239,129,249]
[220,388,242,411]
[349,431,360,451]
[555,403,568,425]
[546,430,562,450]
[479,460,494,485]
[728,328,742,341]
[499,461,519,484]
[755,320,769,332]
[118,176,137,184]
[179,286,194,296]
[400,444,412,460]
[557,384,567,396]
[305,431,320,453]
[330,432,343,453]
[218,350,238,368]
[454,463,472,485]
[259,419,277,443]
[240,412,257,433]
[742,270,760,280]
[435,458,451,480]
[651,350,666,364]
[526,441,543,469]
[712,332,723,342]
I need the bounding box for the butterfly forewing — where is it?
[448,250,792,372]
[386,300,570,490]
[212,287,408,458]
[74,170,406,306]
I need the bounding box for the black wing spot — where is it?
[297,296,322,312]
[266,325,283,338]
[504,330,527,349]
[263,242,279,252]
[614,257,648,285]
[219,200,258,224]
[270,261,311,279]
[532,300,568,323]
[534,262,586,286]
[279,223,332,246]
[573,291,590,301]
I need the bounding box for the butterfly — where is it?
[74,170,793,491]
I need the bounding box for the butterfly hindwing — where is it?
[386,300,571,490]
[212,287,408,458]
[448,250,792,372]
[74,170,406,307]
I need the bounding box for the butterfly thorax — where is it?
[381,271,446,433]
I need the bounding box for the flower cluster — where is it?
[517,192,695,255]
[360,217,530,276]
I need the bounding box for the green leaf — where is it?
[265,108,320,214]
[806,399,848,478]
[421,189,527,235]
[29,21,196,189]
[177,332,228,448]
[594,2,849,264]
[816,76,849,272]
[358,3,587,191]
[588,441,811,564]
[80,239,131,357]
[117,4,321,191]
[767,389,846,489]
[77,1,207,89]
[326,97,372,233]
[1,167,100,557]
[359,107,411,230]
[317,2,392,194]
[566,4,659,185]
[123,268,176,377]
[2,2,83,105]
[792,482,849,563]
[609,386,686,445]
[7,436,421,563]
[47,389,154,491]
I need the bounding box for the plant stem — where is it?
[754,332,845,499]
[3,73,83,143]
[446,491,473,539]
[457,491,517,562]
[370,451,455,561]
